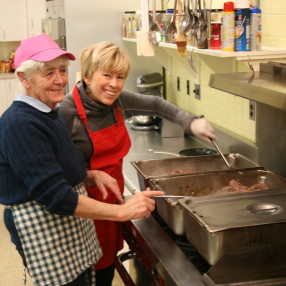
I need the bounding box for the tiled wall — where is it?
[165,0,286,144]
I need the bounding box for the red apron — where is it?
[72,86,131,269]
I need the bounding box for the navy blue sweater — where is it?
[0,101,86,247]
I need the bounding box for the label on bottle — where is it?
[222,12,235,51]
[235,8,250,51]
[250,12,261,51]
[210,23,221,50]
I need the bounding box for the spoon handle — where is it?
[210,138,231,168]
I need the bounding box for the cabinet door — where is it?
[26,0,46,37]
[0,0,27,41]
[0,80,8,115]
[6,78,18,108]
[47,6,65,18]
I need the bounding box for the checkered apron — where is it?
[7,183,102,286]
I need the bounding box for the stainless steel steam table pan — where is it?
[149,169,286,236]
[178,189,286,265]
[132,153,260,190]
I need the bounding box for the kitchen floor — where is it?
[0,204,125,286]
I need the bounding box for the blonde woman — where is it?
[60,41,217,286]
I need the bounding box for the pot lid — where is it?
[179,189,286,232]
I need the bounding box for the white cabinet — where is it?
[0,78,18,116]
[25,0,46,37]
[46,6,65,18]
[46,0,65,18]
[0,0,27,41]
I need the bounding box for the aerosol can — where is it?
[250,5,262,51]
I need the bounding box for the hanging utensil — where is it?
[149,0,162,46]
[166,0,178,44]
[190,0,199,46]
[210,138,231,169]
[176,0,187,56]
[179,0,192,33]
[196,0,207,46]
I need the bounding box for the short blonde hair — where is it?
[79,41,131,81]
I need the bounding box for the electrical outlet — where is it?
[194,84,201,100]
[186,80,190,95]
[249,100,256,120]
[177,77,180,91]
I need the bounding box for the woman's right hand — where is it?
[75,189,164,221]
[119,189,164,221]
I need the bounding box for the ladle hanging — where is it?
[149,0,162,46]
[166,0,178,44]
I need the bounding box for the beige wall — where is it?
[163,0,286,145]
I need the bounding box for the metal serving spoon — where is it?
[179,0,192,33]
[210,138,231,169]
[149,0,162,46]
[166,0,178,43]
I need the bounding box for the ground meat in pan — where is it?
[218,179,269,194]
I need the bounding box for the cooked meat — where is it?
[218,179,269,194]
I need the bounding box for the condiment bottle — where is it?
[221,2,235,51]
[250,5,261,51]
[234,0,250,51]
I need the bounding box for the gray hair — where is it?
[16,56,70,94]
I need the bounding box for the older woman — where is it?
[59,41,217,286]
[0,34,163,286]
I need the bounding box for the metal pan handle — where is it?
[114,251,137,286]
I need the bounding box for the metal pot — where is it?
[131,116,161,126]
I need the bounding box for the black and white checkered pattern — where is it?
[10,183,102,286]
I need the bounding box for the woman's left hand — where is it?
[84,170,124,203]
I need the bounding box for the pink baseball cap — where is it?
[14,34,75,69]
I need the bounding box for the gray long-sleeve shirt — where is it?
[59,82,196,167]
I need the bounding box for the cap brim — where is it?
[30,48,75,62]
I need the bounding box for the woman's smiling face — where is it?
[84,70,125,105]
[25,64,68,109]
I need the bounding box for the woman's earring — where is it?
[85,85,91,94]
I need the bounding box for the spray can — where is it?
[221,2,235,51]
[235,0,250,51]
[250,5,261,51]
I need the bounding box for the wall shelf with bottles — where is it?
[123,37,286,61]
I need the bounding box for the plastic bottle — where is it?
[235,0,250,51]
[250,5,261,51]
[221,2,235,51]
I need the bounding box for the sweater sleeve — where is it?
[0,107,82,216]
[118,90,197,133]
